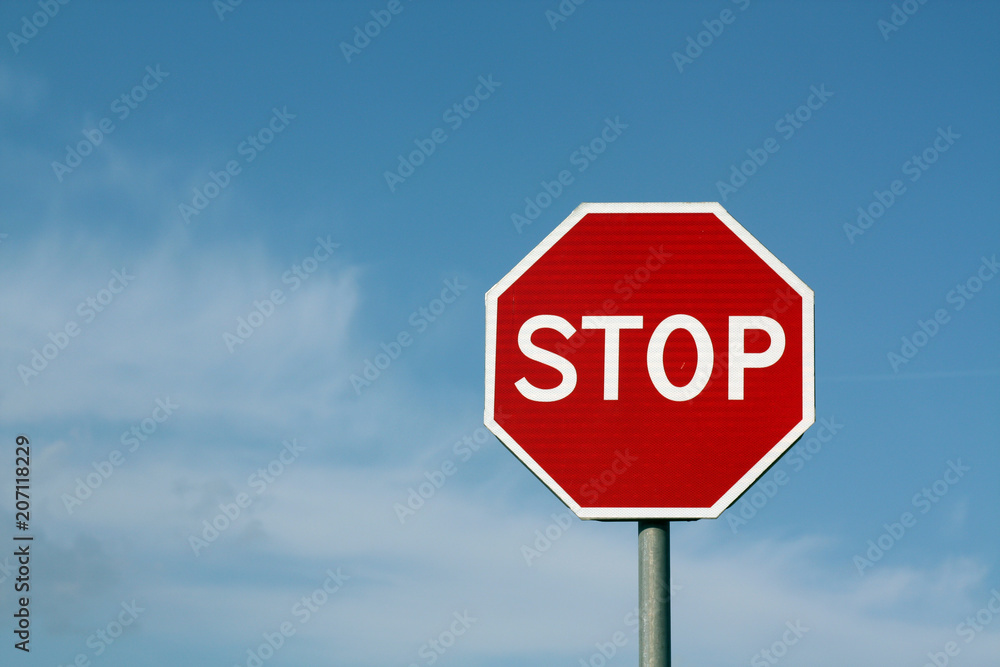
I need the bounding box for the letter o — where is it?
[647,315,713,401]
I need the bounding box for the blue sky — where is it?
[1,1,997,665]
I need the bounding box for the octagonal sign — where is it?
[485,203,814,520]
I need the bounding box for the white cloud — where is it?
[24,443,1000,666]
[1,231,359,426]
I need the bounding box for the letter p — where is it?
[728,316,785,399]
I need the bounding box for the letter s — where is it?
[514,315,577,402]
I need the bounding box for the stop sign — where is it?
[485,202,814,520]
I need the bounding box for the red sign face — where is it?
[485,203,814,519]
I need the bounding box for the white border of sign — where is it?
[484,202,815,520]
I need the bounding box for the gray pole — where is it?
[638,520,670,667]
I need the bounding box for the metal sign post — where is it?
[639,520,670,667]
